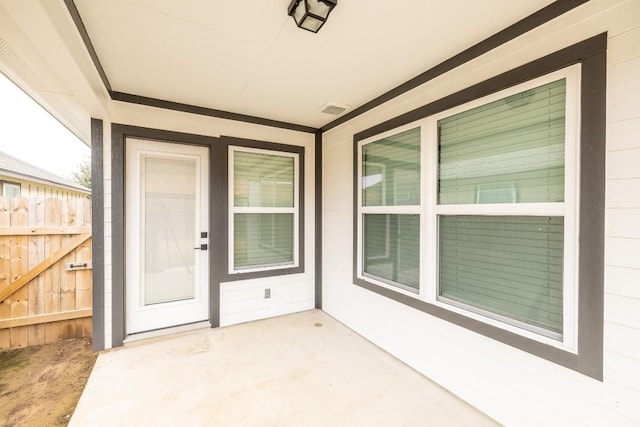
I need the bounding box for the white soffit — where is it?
[73,0,556,128]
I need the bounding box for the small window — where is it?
[229,147,299,274]
[1,181,21,198]
[358,127,421,293]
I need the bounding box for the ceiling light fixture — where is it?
[288,0,337,33]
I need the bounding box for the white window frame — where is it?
[356,64,581,351]
[356,121,427,295]
[228,146,300,274]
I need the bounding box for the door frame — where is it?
[110,125,307,348]
[111,125,223,347]
[124,138,210,334]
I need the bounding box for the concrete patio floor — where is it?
[71,310,499,426]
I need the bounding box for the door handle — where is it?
[194,244,208,251]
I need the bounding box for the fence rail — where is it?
[0,196,92,351]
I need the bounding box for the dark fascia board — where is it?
[63,1,317,135]
[314,130,323,309]
[111,92,318,135]
[63,0,112,94]
[64,1,587,137]
[352,33,606,380]
[321,0,590,132]
[355,33,607,142]
[90,119,104,351]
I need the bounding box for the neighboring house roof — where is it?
[0,150,90,194]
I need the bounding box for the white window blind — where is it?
[436,78,568,338]
[360,127,421,292]
[439,216,563,335]
[438,79,566,205]
[231,149,297,272]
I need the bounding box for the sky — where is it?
[0,72,90,179]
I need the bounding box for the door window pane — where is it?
[439,215,564,335]
[438,79,566,204]
[143,156,196,305]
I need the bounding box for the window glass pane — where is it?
[363,127,420,206]
[438,79,566,204]
[234,151,294,208]
[2,183,20,198]
[234,213,293,269]
[363,214,420,291]
[439,215,563,335]
[143,157,196,305]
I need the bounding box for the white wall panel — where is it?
[322,1,640,424]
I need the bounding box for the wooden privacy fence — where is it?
[0,197,92,351]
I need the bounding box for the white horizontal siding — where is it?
[605,27,640,416]
[605,294,640,330]
[607,178,640,208]
[607,148,640,180]
[606,238,640,269]
[102,122,113,349]
[322,2,640,425]
[609,84,640,123]
[0,174,89,200]
[607,210,640,239]
[220,275,314,327]
[605,322,640,361]
[607,117,640,151]
[605,351,640,393]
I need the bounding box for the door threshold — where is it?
[124,321,211,344]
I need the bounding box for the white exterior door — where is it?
[125,138,209,334]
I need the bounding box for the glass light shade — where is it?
[288,0,337,33]
[308,0,332,18]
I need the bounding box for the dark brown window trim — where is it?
[323,0,589,132]
[352,33,606,380]
[111,92,317,135]
[65,1,587,135]
[111,125,306,347]
[111,124,221,346]
[90,118,105,351]
[314,131,323,309]
[220,136,305,282]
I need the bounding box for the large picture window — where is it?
[229,147,300,274]
[356,65,580,350]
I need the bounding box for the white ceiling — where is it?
[73,0,555,129]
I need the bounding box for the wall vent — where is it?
[320,101,350,116]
